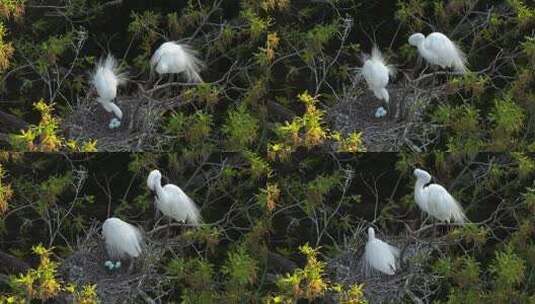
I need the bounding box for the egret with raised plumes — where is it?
[408,32,467,74]
[361,46,395,103]
[147,169,202,226]
[364,227,400,276]
[102,217,143,262]
[413,168,467,224]
[150,42,204,83]
[90,54,126,121]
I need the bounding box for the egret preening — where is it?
[361,46,395,103]
[147,169,202,226]
[364,227,400,276]
[150,42,204,83]
[408,32,467,74]
[413,168,467,224]
[90,54,126,120]
[102,217,143,262]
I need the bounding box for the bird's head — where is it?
[147,169,162,193]
[413,168,432,183]
[367,227,375,240]
[408,33,425,47]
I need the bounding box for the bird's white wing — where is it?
[388,243,400,258]
[425,33,467,73]
[365,240,397,275]
[362,60,389,89]
[172,43,205,83]
[150,43,168,69]
[120,222,143,257]
[91,54,126,102]
[362,60,390,102]
[92,68,118,101]
[165,184,202,225]
[427,184,467,223]
[371,46,396,77]
[103,218,143,259]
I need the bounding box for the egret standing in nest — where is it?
[150,42,205,83]
[364,227,400,276]
[147,169,201,243]
[361,46,395,105]
[102,217,143,271]
[408,32,467,74]
[90,54,126,129]
[413,168,467,225]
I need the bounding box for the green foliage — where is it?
[9,100,97,152]
[0,22,13,72]
[3,245,99,303]
[488,95,525,150]
[243,150,271,179]
[222,103,259,150]
[508,0,535,28]
[269,92,365,160]
[432,103,482,153]
[221,244,258,300]
[0,163,13,215]
[2,153,535,302]
[266,244,367,303]
[490,246,526,288]
[0,0,25,20]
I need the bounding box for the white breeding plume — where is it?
[102,217,143,259]
[364,227,400,275]
[408,32,467,74]
[147,169,202,225]
[91,54,126,119]
[361,46,395,103]
[413,168,467,224]
[150,42,204,83]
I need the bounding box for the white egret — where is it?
[90,54,126,120]
[361,46,395,103]
[364,227,400,276]
[147,169,202,226]
[102,217,143,261]
[150,42,204,83]
[413,168,467,224]
[408,32,467,74]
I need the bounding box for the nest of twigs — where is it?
[59,224,164,304]
[327,226,439,304]
[328,72,454,151]
[63,94,180,151]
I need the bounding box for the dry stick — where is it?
[316,167,353,246]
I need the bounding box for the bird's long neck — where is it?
[414,178,427,203]
[417,43,433,60]
[368,230,375,242]
[154,176,165,200]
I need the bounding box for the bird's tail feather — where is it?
[100,54,127,85]
[180,44,205,83]
[186,204,203,226]
[371,45,385,64]
[451,199,468,224]
[452,44,468,74]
